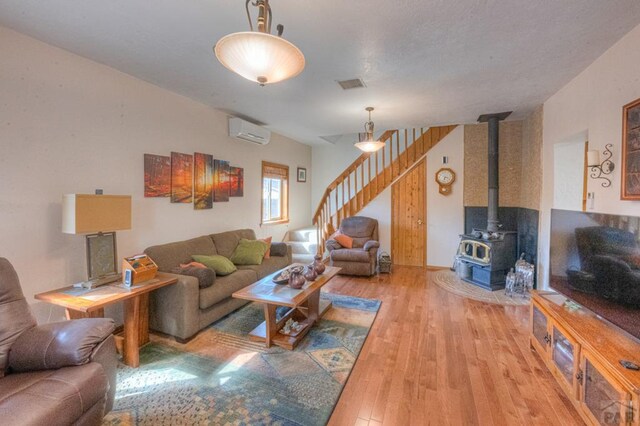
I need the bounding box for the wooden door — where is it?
[391,159,426,266]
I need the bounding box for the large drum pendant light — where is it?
[214,0,305,86]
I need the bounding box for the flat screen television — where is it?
[550,209,640,341]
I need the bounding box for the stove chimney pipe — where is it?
[477,111,512,233]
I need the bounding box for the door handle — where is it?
[417,219,423,225]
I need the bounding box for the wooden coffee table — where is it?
[232,265,340,350]
[35,273,177,368]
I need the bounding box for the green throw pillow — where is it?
[191,254,237,276]
[230,239,268,265]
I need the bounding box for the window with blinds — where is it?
[261,161,289,224]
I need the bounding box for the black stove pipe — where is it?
[477,111,512,233]
[487,116,500,232]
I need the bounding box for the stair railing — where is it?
[312,125,457,255]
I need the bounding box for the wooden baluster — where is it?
[381,141,386,187]
[404,129,408,171]
[395,131,400,178]
[375,150,380,195]
[335,187,340,226]
[347,173,352,217]
[367,156,371,204]
[389,133,394,182]
[412,128,417,164]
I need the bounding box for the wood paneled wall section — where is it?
[464,120,524,207]
[391,159,426,266]
[463,108,543,212]
[521,105,543,211]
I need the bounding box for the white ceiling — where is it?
[1,1,640,145]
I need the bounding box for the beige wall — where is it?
[539,23,640,288]
[0,26,312,321]
[463,121,524,207]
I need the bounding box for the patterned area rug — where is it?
[103,293,380,425]
[432,269,530,306]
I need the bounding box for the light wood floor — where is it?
[324,266,584,426]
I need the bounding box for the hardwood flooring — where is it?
[324,266,584,426]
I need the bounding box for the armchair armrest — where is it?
[8,318,115,372]
[363,240,380,251]
[326,239,342,252]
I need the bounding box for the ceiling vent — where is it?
[337,78,366,90]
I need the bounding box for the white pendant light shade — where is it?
[215,32,305,85]
[354,140,385,152]
[355,107,385,152]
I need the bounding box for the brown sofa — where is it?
[326,216,380,276]
[0,258,117,426]
[144,229,292,341]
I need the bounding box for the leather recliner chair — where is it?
[0,258,117,426]
[326,216,380,276]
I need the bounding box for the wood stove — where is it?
[457,112,517,291]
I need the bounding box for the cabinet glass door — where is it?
[532,304,548,349]
[552,325,575,386]
[581,356,631,426]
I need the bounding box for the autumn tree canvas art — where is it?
[194,152,213,209]
[229,166,244,197]
[171,152,193,203]
[213,159,230,202]
[144,154,170,197]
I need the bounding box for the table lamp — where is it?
[62,191,132,288]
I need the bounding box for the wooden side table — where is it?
[35,273,177,367]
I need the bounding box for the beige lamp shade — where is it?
[62,194,132,234]
[214,31,305,85]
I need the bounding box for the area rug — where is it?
[103,292,380,425]
[432,269,530,306]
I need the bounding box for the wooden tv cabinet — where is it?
[530,291,640,425]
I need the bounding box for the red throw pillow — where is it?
[334,233,353,249]
[260,236,272,259]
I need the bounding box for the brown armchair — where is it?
[0,258,117,426]
[326,216,380,276]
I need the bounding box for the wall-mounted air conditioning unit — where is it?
[228,117,271,145]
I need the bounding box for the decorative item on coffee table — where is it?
[313,254,325,275]
[304,264,317,281]
[288,267,305,289]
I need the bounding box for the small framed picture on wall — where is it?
[297,167,307,183]
[622,97,640,200]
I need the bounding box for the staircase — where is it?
[284,227,318,264]
[313,125,457,255]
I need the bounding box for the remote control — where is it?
[619,360,640,371]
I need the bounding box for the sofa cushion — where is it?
[334,233,354,249]
[170,266,216,289]
[238,256,290,279]
[210,229,256,258]
[330,248,371,263]
[199,269,258,309]
[145,236,217,272]
[230,239,268,265]
[260,236,272,259]
[192,255,237,276]
[0,363,107,425]
[270,242,288,257]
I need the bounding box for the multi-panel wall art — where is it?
[213,159,230,202]
[143,154,171,197]
[194,152,214,209]
[144,152,243,208]
[229,166,244,197]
